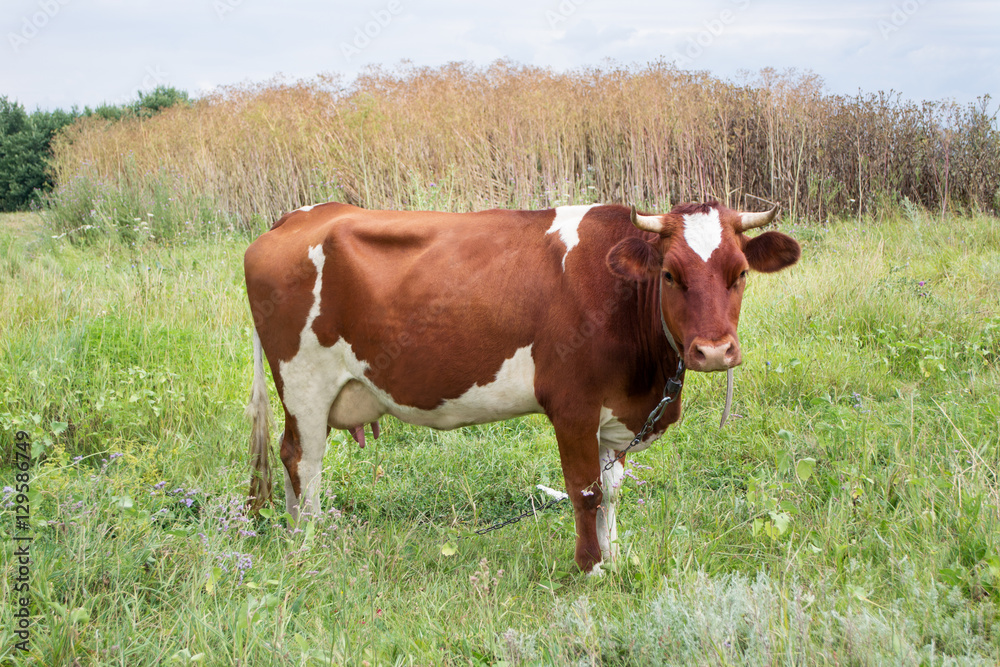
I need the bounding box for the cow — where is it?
[243,201,800,573]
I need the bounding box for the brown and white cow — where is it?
[244,201,800,573]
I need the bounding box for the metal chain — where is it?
[602,359,684,472]
[474,496,567,535]
[472,360,685,535]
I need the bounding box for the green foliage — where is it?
[79,85,190,121]
[1,210,998,664]
[132,85,190,117]
[0,88,191,213]
[43,165,238,243]
[0,96,76,211]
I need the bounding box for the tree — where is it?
[0,87,191,211]
[0,97,78,211]
[133,86,190,117]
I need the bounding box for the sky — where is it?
[2,0,998,111]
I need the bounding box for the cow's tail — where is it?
[246,328,274,514]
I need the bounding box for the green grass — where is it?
[1,208,999,665]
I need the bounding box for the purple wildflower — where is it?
[623,468,647,485]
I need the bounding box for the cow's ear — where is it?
[607,237,662,281]
[743,231,800,273]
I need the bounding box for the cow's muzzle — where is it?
[687,336,741,372]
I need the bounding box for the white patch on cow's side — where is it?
[285,339,541,443]
[282,334,542,516]
[596,445,623,563]
[305,244,325,320]
[296,204,316,212]
[358,344,542,429]
[278,243,338,519]
[683,208,723,262]
[546,204,596,271]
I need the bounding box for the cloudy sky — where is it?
[3,0,998,111]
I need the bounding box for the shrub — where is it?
[0,96,76,211]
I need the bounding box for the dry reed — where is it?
[49,61,1000,232]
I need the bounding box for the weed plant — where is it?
[44,62,1000,240]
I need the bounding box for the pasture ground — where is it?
[1,209,999,665]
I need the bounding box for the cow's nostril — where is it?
[693,341,736,371]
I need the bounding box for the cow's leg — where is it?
[550,413,605,573]
[295,413,328,520]
[278,409,328,522]
[278,419,302,520]
[597,447,625,563]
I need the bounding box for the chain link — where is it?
[602,359,684,472]
[474,496,567,535]
[472,360,685,535]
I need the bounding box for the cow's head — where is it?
[606,202,800,372]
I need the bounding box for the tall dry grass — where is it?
[49,61,1000,232]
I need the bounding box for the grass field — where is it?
[1,207,999,665]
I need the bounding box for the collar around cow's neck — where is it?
[659,308,680,357]
[657,277,681,358]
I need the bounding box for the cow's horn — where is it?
[738,204,780,232]
[630,204,665,234]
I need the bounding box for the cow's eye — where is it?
[662,271,674,284]
[730,270,749,289]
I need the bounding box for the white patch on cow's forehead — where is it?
[547,204,596,271]
[297,204,316,212]
[682,209,723,262]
